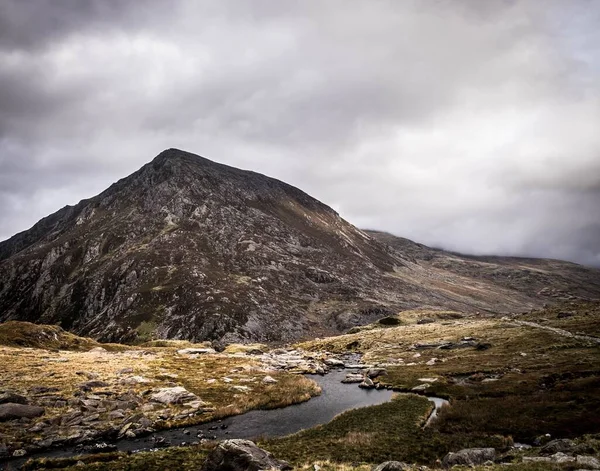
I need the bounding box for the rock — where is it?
[232,385,250,392]
[442,448,496,468]
[201,439,292,471]
[577,455,600,469]
[262,375,278,384]
[418,377,438,383]
[177,348,216,355]
[0,403,45,421]
[342,373,364,384]
[359,377,375,389]
[82,442,118,453]
[411,384,430,392]
[120,376,151,385]
[417,318,435,324]
[549,452,575,463]
[76,371,100,379]
[80,380,110,389]
[0,392,28,405]
[184,400,208,410]
[108,410,125,420]
[372,461,410,471]
[324,358,345,367]
[541,438,576,455]
[425,358,437,366]
[151,386,198,405]
[117,367,134,375]
[367,368,387,378]
[89,347,107,353]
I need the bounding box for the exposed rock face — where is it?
[201,439,291,471]
[442,448,496,467]
[1,148,599,343]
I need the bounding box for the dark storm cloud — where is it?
[1,0,599,266]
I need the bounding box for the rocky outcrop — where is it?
[0,403,45,421]
[442,448,496,467]
[201,439,291,471]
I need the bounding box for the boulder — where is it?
[151,386,198,405]
[201,439,291,471]
[372,461,410,471]
[359,377,375,389]
[324,358,345,367]
[0,403,45,421]
[342,373,364,384]
[577,455,600,470]
[541,438,576,455]
[367,368,387,378]
[0,392,28,405]
[262,376,278,384]
[442,448,496,468]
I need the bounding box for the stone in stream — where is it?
[342,373,364,384]
[372,462,410,471]
[324,358,345,367]
[367,367,387,378]
[359,377,375,389]
[442,448,496,468]
[201,439,292,471]
[0,403,45,421]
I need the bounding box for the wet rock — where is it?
[324,358,345,367]
[372,461,410,471]
[442,448,496,468]
[201,439,292,471]
[0,403,45,421]
[151,386,198,405]
[0,392,28,405]
[367,368,387,378]
[342,373,364,384]
[12,449,27,457]
[541,438,576,455]
[576,455,600,469]
[359,377,375,389]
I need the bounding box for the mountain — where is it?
[1,148,599,343]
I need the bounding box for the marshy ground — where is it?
[2,302,600,470]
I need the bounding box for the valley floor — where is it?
[1,302,600,470]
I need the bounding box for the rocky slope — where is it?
[1,148,599,343]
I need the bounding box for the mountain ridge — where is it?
[1,148,599,343]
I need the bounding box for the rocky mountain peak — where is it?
[1,149,599,344]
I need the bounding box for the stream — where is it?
[3,369,448,468]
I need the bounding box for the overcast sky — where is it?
[1,1,599,266]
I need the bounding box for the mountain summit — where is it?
[1,149,599,343]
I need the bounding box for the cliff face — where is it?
[1,149,599,343]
